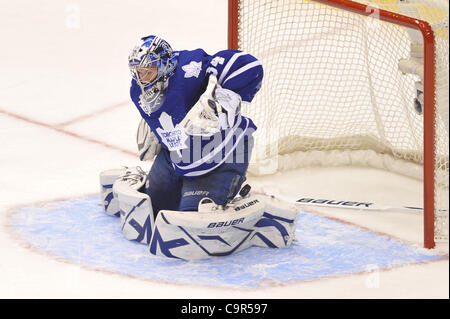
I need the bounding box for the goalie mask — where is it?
[128,35,178,105]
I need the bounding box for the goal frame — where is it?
[228,0,437,248]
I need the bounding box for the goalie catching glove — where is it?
[215,86,242,129]
[179,74,242,135]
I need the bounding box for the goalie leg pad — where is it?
[99,168,128,217]
[112,167,155,245]
[149,194,299,260]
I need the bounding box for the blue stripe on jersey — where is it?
[217,51,247,85]
[171,116,254,177]
[222,61,263,86]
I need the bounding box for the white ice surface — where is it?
[0,0,448,298]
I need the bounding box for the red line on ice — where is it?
[55,100,130,127]
[0,108,136,157]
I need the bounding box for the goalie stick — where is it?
[252,188,448,214]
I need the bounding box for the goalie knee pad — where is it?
[149,193,299,260]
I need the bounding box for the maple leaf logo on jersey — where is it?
[156,112,188,152]
[182,61,202,78]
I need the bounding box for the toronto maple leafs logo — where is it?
[182,61,202,78]
[156,112,188,151]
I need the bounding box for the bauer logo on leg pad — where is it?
[208,217,245,228]
[207,218,245,228]
[234,199,259,211]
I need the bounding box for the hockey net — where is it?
[229,0,449,248]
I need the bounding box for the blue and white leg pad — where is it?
[100,167,299,260]
[149,194,300,260]
[99,168,128,217]
[113,167,155,245]
[100,167,154,245]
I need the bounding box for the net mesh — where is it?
[236,0,449,240]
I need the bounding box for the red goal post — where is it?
[228,0,448,249]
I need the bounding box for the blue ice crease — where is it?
[11,195,444,288]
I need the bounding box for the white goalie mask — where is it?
[128,35,178,108]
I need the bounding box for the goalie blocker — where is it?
[100,167,300,260]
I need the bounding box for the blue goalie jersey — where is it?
[130,49,263,177]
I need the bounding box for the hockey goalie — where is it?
[99,35,299,260]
